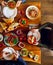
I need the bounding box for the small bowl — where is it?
[26,5,40,20]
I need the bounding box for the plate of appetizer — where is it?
[27,29,40,45]
[4,33,19,46]
[26,5,40,20]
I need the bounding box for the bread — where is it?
[0,22,7,30]
[3,18,14,24]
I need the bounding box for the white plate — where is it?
[3,47,15,53]
[2,47,15,60]
[3,6,17,18]
[2,47,20,60]
[26,5,39,20]
[28,29,41,42]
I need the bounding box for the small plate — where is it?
[27,29,40,45]
[28,29,40,41]
[3,6,17,18]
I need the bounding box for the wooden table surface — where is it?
[26,1,53,65]
[0,2,41,64]
[15,2,41,24]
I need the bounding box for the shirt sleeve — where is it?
[17,57,27,65]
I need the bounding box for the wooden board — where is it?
[0,2,41,64]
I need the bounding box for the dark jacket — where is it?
[0,57,27,65]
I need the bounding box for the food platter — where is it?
[4,33,19,46]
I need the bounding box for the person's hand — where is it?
[14,51,20,59]
[1,1,7,7]
[16,1,22,7]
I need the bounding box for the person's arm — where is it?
[1,0,7,6]
[17,57,27,65]
[14,51,26,65]
[16,0,26,7]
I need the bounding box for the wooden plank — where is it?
[41,0,53,24]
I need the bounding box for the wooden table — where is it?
[0,2,41,64]
[41,0,53,24]
[15,2,41,24]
